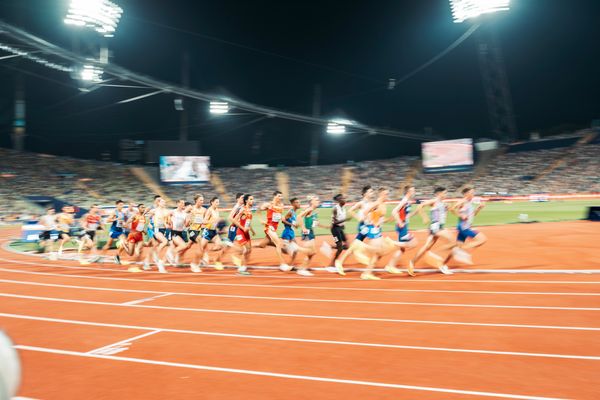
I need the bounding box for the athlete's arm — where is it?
[298,207,311,233]
[450,200,466,219]
[227,206,239,224]
[232,211,246,232]
[281,209,294,227]
[416,198,435,224]
[392,202,405,228]
[474,201,486,216]
[79,214,89,230]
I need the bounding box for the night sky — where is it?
[1,0,599,166]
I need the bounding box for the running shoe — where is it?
[384,265,402,274]
[128,266,142,273]
[439,264,453,275]
[279,264,293,272]
[334,260,346,276]
[407,260,416,277]
[214,261,224,271]
[190,263,202,273]
[360,272,381,280]
[297,269,314,277]
[157,261,167,274]
[114,255,121,265]
[142,263,152,271]
[324,266,338,273]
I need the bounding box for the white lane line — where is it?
[87,330,161,355]
[13,344,566,400]
[2,312,599,361]
[3,241,600,277]
[122,293,172,306]
[0,266,598,296]
[2,254,600,286]
[1,278,599,311]
[1,293,599,331]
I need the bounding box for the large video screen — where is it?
[159,156,210,184]
[422,138,473,173]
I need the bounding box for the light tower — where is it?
[450,0,517,142]
[64,0,123,84]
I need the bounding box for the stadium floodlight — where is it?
[449,0,510,23]
[209,101,229,115]
[64,0,123,37]
[327,119,354,135]
[79,64,103,82]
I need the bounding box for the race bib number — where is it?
[272,212,281,222]
[88,223,98,230]
[360,225,370,235]
[136,223,145,232]
[244,220,251,228]
[116,220,123,228]
[430,222,440,232]
[193,216,203,224]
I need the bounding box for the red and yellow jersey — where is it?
[130,214,146,232]
[266,203,284,231]
[239,206,253,230]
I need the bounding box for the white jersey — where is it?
[40,215,56,231]
[171,209,187,231]
[430,199,447,225]
[458,201,475,230]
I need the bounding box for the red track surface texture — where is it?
[1,222,599,399]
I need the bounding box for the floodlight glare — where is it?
[209,101,229,115]
[326,122,346,135]
[64,0,123,37]
[79,64,103,82]
[449,0,510,23]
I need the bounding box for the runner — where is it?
[77,204,102,264]
[101,200,127,264]
[334,186,377,275]
[151,198,170,272]
[38,206,56,256]
[385,185,419,274]
[188,194,207,273]
[295,195,321,277]
[229,194,255,275]
[197,197,227,271]
[444,186,486,269]
[409,187,460,276]
[55,205,76,259]
[166,199,188,266]
[281,197,301,266]
[255,191,290,271]
[122,203,149,273]
[226,193,245,245]
[327,194,351,271]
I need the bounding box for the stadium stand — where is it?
[1,136,599,221]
